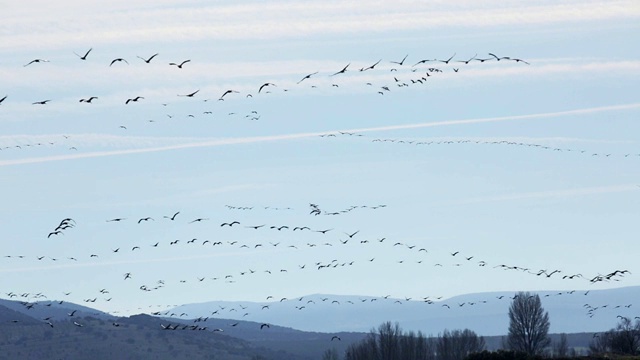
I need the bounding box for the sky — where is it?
[1,0,639,320]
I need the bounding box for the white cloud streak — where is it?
[458,184,640,204]
[1,102,638,167]
[1,1,638,51]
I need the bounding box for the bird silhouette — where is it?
[178,90,199,97]
[169,60,190,68]
[109,58,129,66]
[164,211,180,220]
[297,71,318,84]
[331,63,350,76]
[79,96,98,103]
[24,59,50,67]
[137,53,159,63]
[125,96,144,104]
[74,48,93,60]
[390,55,408,66]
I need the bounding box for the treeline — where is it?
[342,321,485,360]
[589,317,640,356]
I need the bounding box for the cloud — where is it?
[2,1,638,51]
[1,102,638,167]
[458,184,639,204]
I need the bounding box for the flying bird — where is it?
[74,48,92,60]
[125,96,144,104]
[437,53,456,64]
[169,60,190,68]
[137,53,159,63]
[79,96,98,103]
[360,59,381,71]
[109,58,129,66]
[219,90,239,100]
[164,211,180,220]
[390,54,408,66]
[32,100,51,105]
[259,83,275,93]
[331,63,350,76]
[178,90,199,97]
[297,71,318,84]
[189,218,209,223]
[24,59,49,67]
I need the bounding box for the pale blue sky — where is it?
[1,0,639,318]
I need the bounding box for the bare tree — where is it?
[589,317,640,356]
[507,292,550,355]
[437,329,486,360]
[344,321,435,360]
[552,333,568,357]
[322,347,340,360]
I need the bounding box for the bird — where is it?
[345,230,359,238]
[109,58,129,66]
[164,211,180,220]
[74,48,92,60]
[32,100,51,105]
[331,336,341,341]
[331,63,350,76]
[221,221,240,227]
[260,323,270,329]
[107,218,126,222]
[189,218,209,223]
[137,53,159,63]
[24,59,49,67]
[219,90,239,100]
[138,217,154,223]
[297,71,318,84]
[360,59,381,71]
[259,83,275,93]
[390,54,408,66]
[437,53,456,64]
[169,60,190,68]
[178,90,199,97]
[47,230,63,238]
[125,96,144,104]
[457,54,477,64]
[488,53,508,61]
[79,96,98,103]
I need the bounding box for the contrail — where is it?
[1,103,638,167]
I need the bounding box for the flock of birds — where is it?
[1,200,634,334]
[1,48,637,341]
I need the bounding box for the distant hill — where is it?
[0,298,115,322]
[0,309,301,360]
[166,286,640,335]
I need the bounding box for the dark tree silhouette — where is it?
[589,317,640,356]
[344,321,484,360]
[345,321,435,360]
[552,333,568,357]
[437,329,486,360]
[507,292,550,355]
